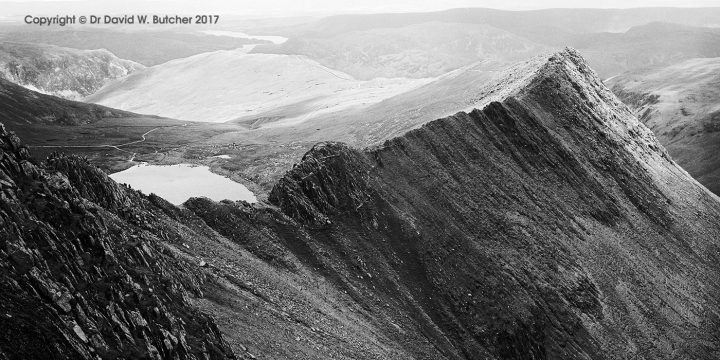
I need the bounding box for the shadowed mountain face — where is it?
[0,42,143,100]
[2,49,720,359]
[608,57,720,196]
[260,49,720,359]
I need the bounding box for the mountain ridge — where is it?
[2,48,720,359]
[264,48,720,359]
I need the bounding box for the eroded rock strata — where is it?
[0,123,234,359]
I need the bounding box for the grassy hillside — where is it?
[608,57,720,195]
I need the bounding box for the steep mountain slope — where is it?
[0,125,437,360]
[607,57,720,195]
[0,124,235,359]
[87,50,430,123]
[0,29,267,66]
[0,42,142,100]
[257,48,720,359]
[254,22,546,79]
[259,10,720,80]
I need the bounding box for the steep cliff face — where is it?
[0,123,234,359]
[264,49,720,359]
[0,42,143,100]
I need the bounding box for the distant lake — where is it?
[110,163,256,205]
[201,30,288,44]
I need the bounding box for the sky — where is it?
[1,0,719,18]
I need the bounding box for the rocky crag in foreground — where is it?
[0,123,234,359]
[2,49,720,359]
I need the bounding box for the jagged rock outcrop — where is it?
[0,42,142,100]
[0,123,235,359]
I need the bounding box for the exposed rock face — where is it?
[262,49,720,359]
[0,42,143,100]
[0,123,234,359]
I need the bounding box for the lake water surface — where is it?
[201,30,288,44]
[110,163,256,205]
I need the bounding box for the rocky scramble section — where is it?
[0,123,234,359]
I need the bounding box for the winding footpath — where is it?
[29,125,181,162]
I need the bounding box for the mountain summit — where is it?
[2,49,720,359]
[265,48,720,359]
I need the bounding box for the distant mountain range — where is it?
[573,22,720,77]
[255,14,720,79]
[254,22,547,79]
[0,29,268,66]
[270,7,720,38]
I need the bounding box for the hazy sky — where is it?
[2,0,719,17]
